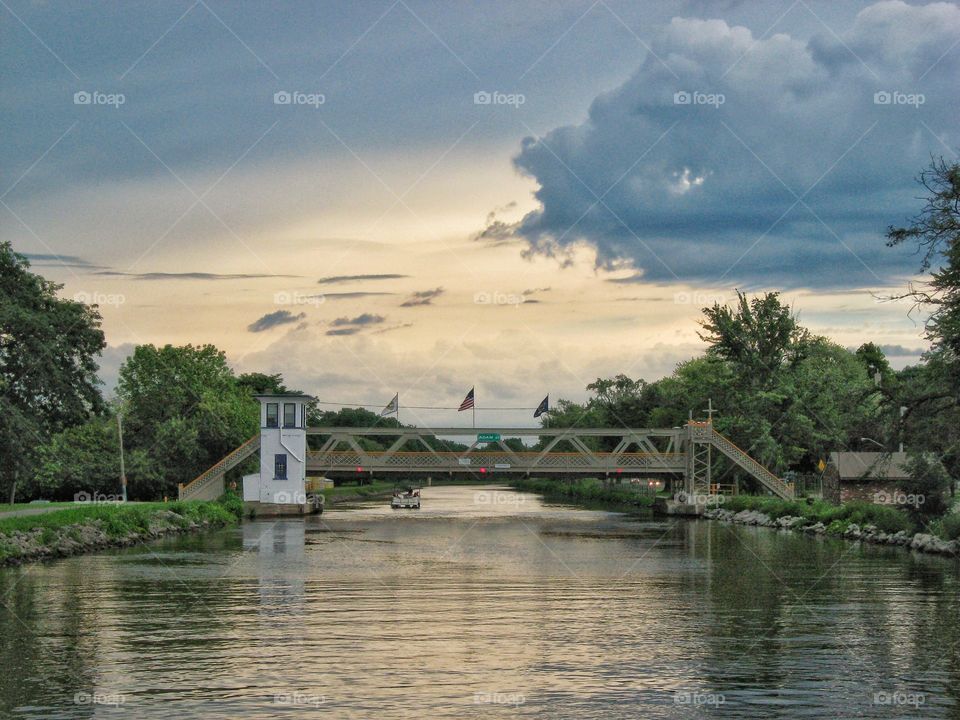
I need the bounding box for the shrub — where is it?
[716,496,913,534]
[939,514,960,540]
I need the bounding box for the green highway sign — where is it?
[477,433,501,443]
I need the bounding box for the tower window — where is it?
[274,454,287,480]
[266,403,279,428]
[283,403,297,428]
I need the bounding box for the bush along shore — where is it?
[510,477,656,509]
[0,495,243,566]
[703,496,959,557]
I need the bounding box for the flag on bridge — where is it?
[458,387,475,411]
[534,395,549,418]
[381,393,398,417]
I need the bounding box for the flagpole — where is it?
[473,387,476,429]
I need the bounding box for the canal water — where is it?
[2,485,959,718]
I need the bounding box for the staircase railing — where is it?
[707,429,794,499]
[178,434,260,501]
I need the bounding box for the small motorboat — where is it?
[391,485,421,509]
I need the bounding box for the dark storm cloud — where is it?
[511,2,960,289]
[22,253,105,269]
[318,274,409,284]
[401,288,444,307]
[878,344,927,357]
[322,292,397,299]
[330,313,386,327]
[248,310,306,332]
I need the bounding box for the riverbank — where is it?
[703,496,960,557]
[0,496,243,566]
[509,477,656,509]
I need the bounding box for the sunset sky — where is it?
[3,0,957,427]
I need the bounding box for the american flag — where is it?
[458,387,475,411]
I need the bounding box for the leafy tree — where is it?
[236,372,291,395]
[887,157,960,359]
[902,451,952,517]
[26,411,160,501]
[855,342,892,382]
[116,344,258,497]
[885,158,960,488]
[545,296,883,481]
[0,242,106,502]
[699,290,809,387]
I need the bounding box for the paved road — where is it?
[0,505,74,520]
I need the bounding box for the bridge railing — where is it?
[307,450,686,473]
[179,434,260,501]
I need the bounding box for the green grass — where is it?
[720,496,914,535]
[510,477,656,508]
[0,498,240,542]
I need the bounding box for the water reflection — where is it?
[1,485,959,718]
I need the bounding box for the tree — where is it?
[27,411,160,501]
[887,157,960,359]
[236,372,291,395]
[545,295,883,479]
[902,451,952,517]
[885,158,960,485]
[0,242,106,502]
[699,291,809,388]
[116,344,258,497]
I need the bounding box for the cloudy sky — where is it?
[3,0,957,427]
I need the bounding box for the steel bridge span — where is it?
[179,421,793,501]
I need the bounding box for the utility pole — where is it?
[899,406,906,453]
[118,413,127,502]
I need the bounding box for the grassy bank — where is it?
[719,495,915,535]
[0,496,243,565]
[509,477,656,509]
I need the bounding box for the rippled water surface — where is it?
[3,485,960,718]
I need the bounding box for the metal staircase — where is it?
[178,434,260,501]
[707,428,794,499]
